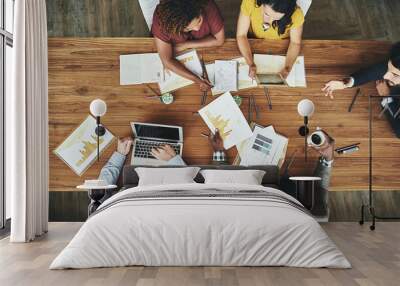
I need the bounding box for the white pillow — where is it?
[135,167,200,186]
[200,170,266,185]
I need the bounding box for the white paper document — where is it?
[120,53,163,85]
[254,54,307,87]
[254,54,286,74]
[286,56,306,87]
[206,57,257,96]
[240,126,288,166]
[198,92,252,150]
[205,63,218,95]
[236,125,264,159]
[158,50,204,94]
[234,57,258,90]
[214,60,238,93]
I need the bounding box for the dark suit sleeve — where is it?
[351,62,388,87]
[386,92,400,138]
[390,85,400,95]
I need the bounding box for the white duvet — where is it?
[50,183,351,269]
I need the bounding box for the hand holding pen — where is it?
[201,129,225,152]
[199,57,213,93]
[197,77,213,92]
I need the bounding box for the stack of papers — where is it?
[206,57,257,96]
[254,54,306,87]
[238,125,288,167]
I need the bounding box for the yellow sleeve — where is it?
[240,0,255,16]
[291,7,305,28]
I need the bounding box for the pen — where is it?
[200,57,210,106]
[146,84,161,97]
[263,86,272,110]
[348,88,361,112]
[335,143,361,153]
[252,95,260,120]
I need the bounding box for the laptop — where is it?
[130,122,183,165]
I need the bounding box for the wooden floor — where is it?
[1,222,399,286]
[46,0,400,41]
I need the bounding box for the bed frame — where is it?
[122,165,281,190]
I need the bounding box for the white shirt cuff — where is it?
[346,77,355,88]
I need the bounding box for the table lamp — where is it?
[297,99,315,162]
[90,99,107,161]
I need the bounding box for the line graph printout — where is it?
[198,92,252,149]
[54,116,115,176]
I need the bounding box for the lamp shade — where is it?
[297,99,315,117]
[90,99,107,117]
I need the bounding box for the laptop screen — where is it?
[134,124,180,141]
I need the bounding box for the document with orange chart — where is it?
[198,92,253,149]
[53,115,115,176]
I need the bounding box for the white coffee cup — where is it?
[307,130,326,147]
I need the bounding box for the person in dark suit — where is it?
[322,42,400,137]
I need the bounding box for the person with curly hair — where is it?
[236,0,304,80]
[152,0,225,92]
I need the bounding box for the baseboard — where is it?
[49,190,400,222]
[49,191,89,222]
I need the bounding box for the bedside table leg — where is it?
[88,189,106,216]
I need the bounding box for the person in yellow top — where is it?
[237,0,304,79]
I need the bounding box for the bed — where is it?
[50,165,350,269]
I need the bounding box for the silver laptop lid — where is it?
[131,122,183,143]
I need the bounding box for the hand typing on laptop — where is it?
[150,145,177,161]
[117,137,134,156]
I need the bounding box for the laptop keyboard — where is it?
[134,140,181,159]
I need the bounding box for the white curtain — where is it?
[9,0,49,242]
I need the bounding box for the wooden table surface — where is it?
[48,38,399,192]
